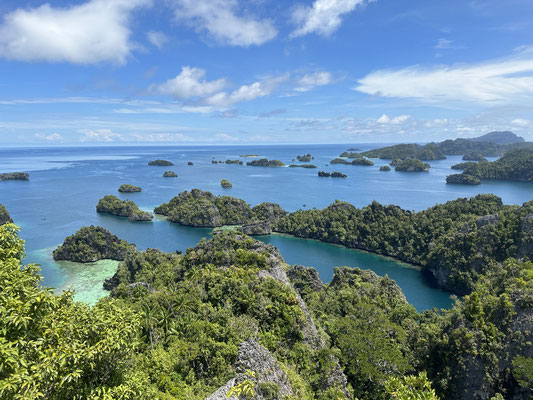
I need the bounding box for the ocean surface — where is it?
[1,144,532,311]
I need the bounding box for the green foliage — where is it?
[221,179,233,188]
[53,225,136,263]
[446,174,481,185]
[512,356,533,390]
[457,148,533,182]
[395,158,430,172]
[296,154,314,162]
[361,143,446,161]
[162,171,178,177]
[385,372,439,400]
[246,159,285,167]
[118,184,142,192]
[0,203,13,225]
[96,195,153,221]
[227,370,256,398]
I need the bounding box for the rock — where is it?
[188,161,194,165]
[252,203,287,226]
[0,204,13,225]
[287,265,324,297]
[240,221,272,235]
[148,159,174,166]
[163,171,178,177]
[118,184,142,192]
[0,172,29,181]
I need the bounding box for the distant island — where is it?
[148,159,174,166]
[380,165,391,171]
[289,164,317,168]
[220,179,232,188]
[96,195,153,221]
[53,225,136,263]
[395,159,430,172]
[163,171,178,177]
[239,154,259,157]
[296,153,313,162]
[0,172,29,181]
[318,171,347,178]
[118,184,142,193]
[187,161,194,165]
[246,158,285,167]
[361,143,446,161]
[330,157,373,166]
[225,159,243,165]
[462,151,488,162]
[447,148,533,184]
[352,157,374,166]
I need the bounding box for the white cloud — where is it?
[434,38,453,49]
[206,74,289,107]
[0,0,151,64]
[147,31,168,48]
[149,66,229,98]
[79,129,126,142]
[356,51,533,103]
[376,114,411,124]
[172,0,277,46]
[511,118,530,127]
[295,71,333,91]
[291,0,370,38]
[34,133,63,142]
[79,129,192,142]
[215,133,239,142]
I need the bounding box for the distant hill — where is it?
[470,131,525,144]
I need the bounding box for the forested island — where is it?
[163,171,178,177]
[395,158,430,172]
[330,157,373,166]
[318,171,347,178]
[96,195,153,221]
[296,153,313,162]
[221,179,232,188]
[361,143,446,161]
[447,148,533,184]
[2,219,532,400]
[118,184,142,192]
[148,159,174,166]
[289,164,317,168]
[52,225,136,262]
[0,172,29,181]
[462,151,487,162]
[246,158,285,167]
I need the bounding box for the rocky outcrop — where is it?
[163,171,178,177]
[206,339,294,400]
[118,184,142,192]
[53,226,136,263]
[240,221,272,235]
[0,204,13,225]
[0,172,29,181]
[252,203,287,226]
[148,159,174,166]
[287,265,324,297]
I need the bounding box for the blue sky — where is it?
[1,0,533,145]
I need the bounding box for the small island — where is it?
[347,147,361,151]
[289,164,317,168]
[246,158,285,167]
[361,143,446,161]
[221,179,232,188]
[339,151,360,158]
[96,195,153,221]
[380,165,391,171]
[451,162,476,170]
[395,158,430,172]
[53,226,136,263]
[318,171,346,178]
[351,157,374,166]
[0,172,29,181]
[225,160,243,165]
[296,153,313,162]
[330,158,351,165]
[163,171,178,177]
[148,159,174,166]
[446,174,481,185]
[188,161,194,165]
[462,151,488,162]
[239,154,259,157]
[118,184,142,193]
[0,204,13,225]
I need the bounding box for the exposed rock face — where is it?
[240,221,272,235]
[127,211,154,222]
[206,339,294,400]
[287,265,324,297]
[53,226,136,263]
[0,172,29,181]
[0,204,13,225]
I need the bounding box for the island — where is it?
[289,164,317,168]
[96,195,153,221]
[351,157,374,166]
[380,165,391,171]
[246,158,285,167]
[446,174,481,185]
[330,158,351,165]
[148,159,174,166]
[318,171,346,178]
[451,161,476,170]
[118,184,142,193]
[296,153,313,162]
[447,148,533,183]
[347,147,361,151]
[163,171,178,177]
[462,151,488,162]
[339,151,360,158]
[220,179,232,188]
[225,159,243,165]
[187,161,194,165]
[0,204,12,225]
[52,225,136,262]
[395,158,430,172]
[361,143,446,161]
[0,172,30,181]
[239,154,259,157]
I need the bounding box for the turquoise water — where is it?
[1,144,531,310]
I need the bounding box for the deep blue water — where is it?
[1,144,531,311]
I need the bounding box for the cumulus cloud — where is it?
[295,71,333,91]
[205,74,289,107]
[355,51,533,103]
[147,31,168,48]
[511,118,530,127]
[79,129,126,142]
[0,0,151,64]
[291,0,370,38]
[434,38,453,49]
[149,66,229,98]
[172,0,277,46]
[79,129,192,142]
[34,133,63,142]
[376,114,411,124]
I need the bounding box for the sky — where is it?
[1,0,533,145]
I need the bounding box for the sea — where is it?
[1,144,532,311]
